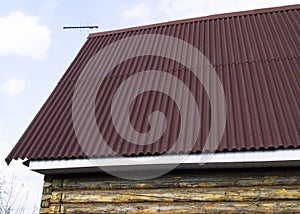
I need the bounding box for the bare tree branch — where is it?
[0,175,37,214]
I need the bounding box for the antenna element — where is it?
[63,26,99,30]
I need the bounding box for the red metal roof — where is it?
[6,4,300,164]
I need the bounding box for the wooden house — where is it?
[6,4,300,213]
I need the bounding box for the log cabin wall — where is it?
[40,168,300,213]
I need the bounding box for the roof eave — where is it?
[29,149,300,175]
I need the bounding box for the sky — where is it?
[0,0,299,212]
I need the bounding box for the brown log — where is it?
[58,169,300,191]
[50,185,300,203]
[48,201,300,214]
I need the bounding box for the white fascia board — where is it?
[29,149,300,174]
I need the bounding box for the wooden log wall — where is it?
[40,168,300,213]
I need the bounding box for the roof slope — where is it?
[6,4,300,164]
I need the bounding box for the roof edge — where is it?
[29,149,300,174]
[89,4,300,38]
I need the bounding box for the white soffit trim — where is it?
[29,149,300,174]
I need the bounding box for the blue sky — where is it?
[0,0,299,212]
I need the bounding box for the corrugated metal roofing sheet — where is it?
[6,4,300,163]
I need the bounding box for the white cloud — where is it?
[164,0,300,19]
[122,0,300,24]
[0,11,51,59]
[2,78,29,96]
[122,3,152,21]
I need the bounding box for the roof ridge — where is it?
[89,4,300,38]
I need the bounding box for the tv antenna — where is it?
[63,25,99,30]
